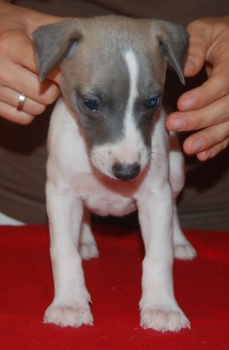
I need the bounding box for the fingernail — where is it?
[185,56,195,72]
[204,149,213,160]
[182,98,196,111]
[191,139,204,153]
[171,118,186,130]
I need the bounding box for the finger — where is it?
[183,20,212,77]
[2,30,38,73]
[182,20,229,108]
[14,65,60,105]
[196,137,229,161]
[1,29,61,85]
[0,86,47,116]
[177,69,229,112]
[183,120,229,156]
[166,94,229,132]
[13,32,61,85]
[0,101,36,124]
[0,54,60,106]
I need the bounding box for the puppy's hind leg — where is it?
[169,134,196,260]
[173,206,197,260]
[79,208,99,260]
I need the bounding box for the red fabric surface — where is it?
[0,224,229,350]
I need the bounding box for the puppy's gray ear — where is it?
[153,21,189,84]
[32,19,83,81]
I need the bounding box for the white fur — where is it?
[116,49,146,165]
[43,39,196,332]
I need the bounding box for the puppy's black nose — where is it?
[112,162,141,181]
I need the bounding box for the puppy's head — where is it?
[33,16,188,181]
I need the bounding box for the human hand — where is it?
[166,16,229,161]
[0,3,62,124]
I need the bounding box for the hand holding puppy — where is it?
[166,16,229,160]
[0,3,61,123]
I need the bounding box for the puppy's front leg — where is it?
[138,185,190,332]
[44,182,93,327]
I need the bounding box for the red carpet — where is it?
[0,224,229,349]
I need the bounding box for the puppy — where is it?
[33,15,196,332]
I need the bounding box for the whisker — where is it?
[57,120,76,124]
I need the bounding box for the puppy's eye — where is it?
[83,99,100,111]
[146,97,160,109]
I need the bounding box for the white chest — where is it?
[73,172,138,217]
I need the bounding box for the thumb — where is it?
[183,20,211,77]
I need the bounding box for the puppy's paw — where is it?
[79,242,99,260]
[44,304,93,328]
[140,308,190,332]
[174,243,197,260]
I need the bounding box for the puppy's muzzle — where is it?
[112,162,141,181]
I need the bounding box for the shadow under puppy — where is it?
[33,15,196,332]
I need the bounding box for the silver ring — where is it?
[17,93,26,111]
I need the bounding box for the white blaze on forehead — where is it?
[124,49,139,118]
[110,48,144,164]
